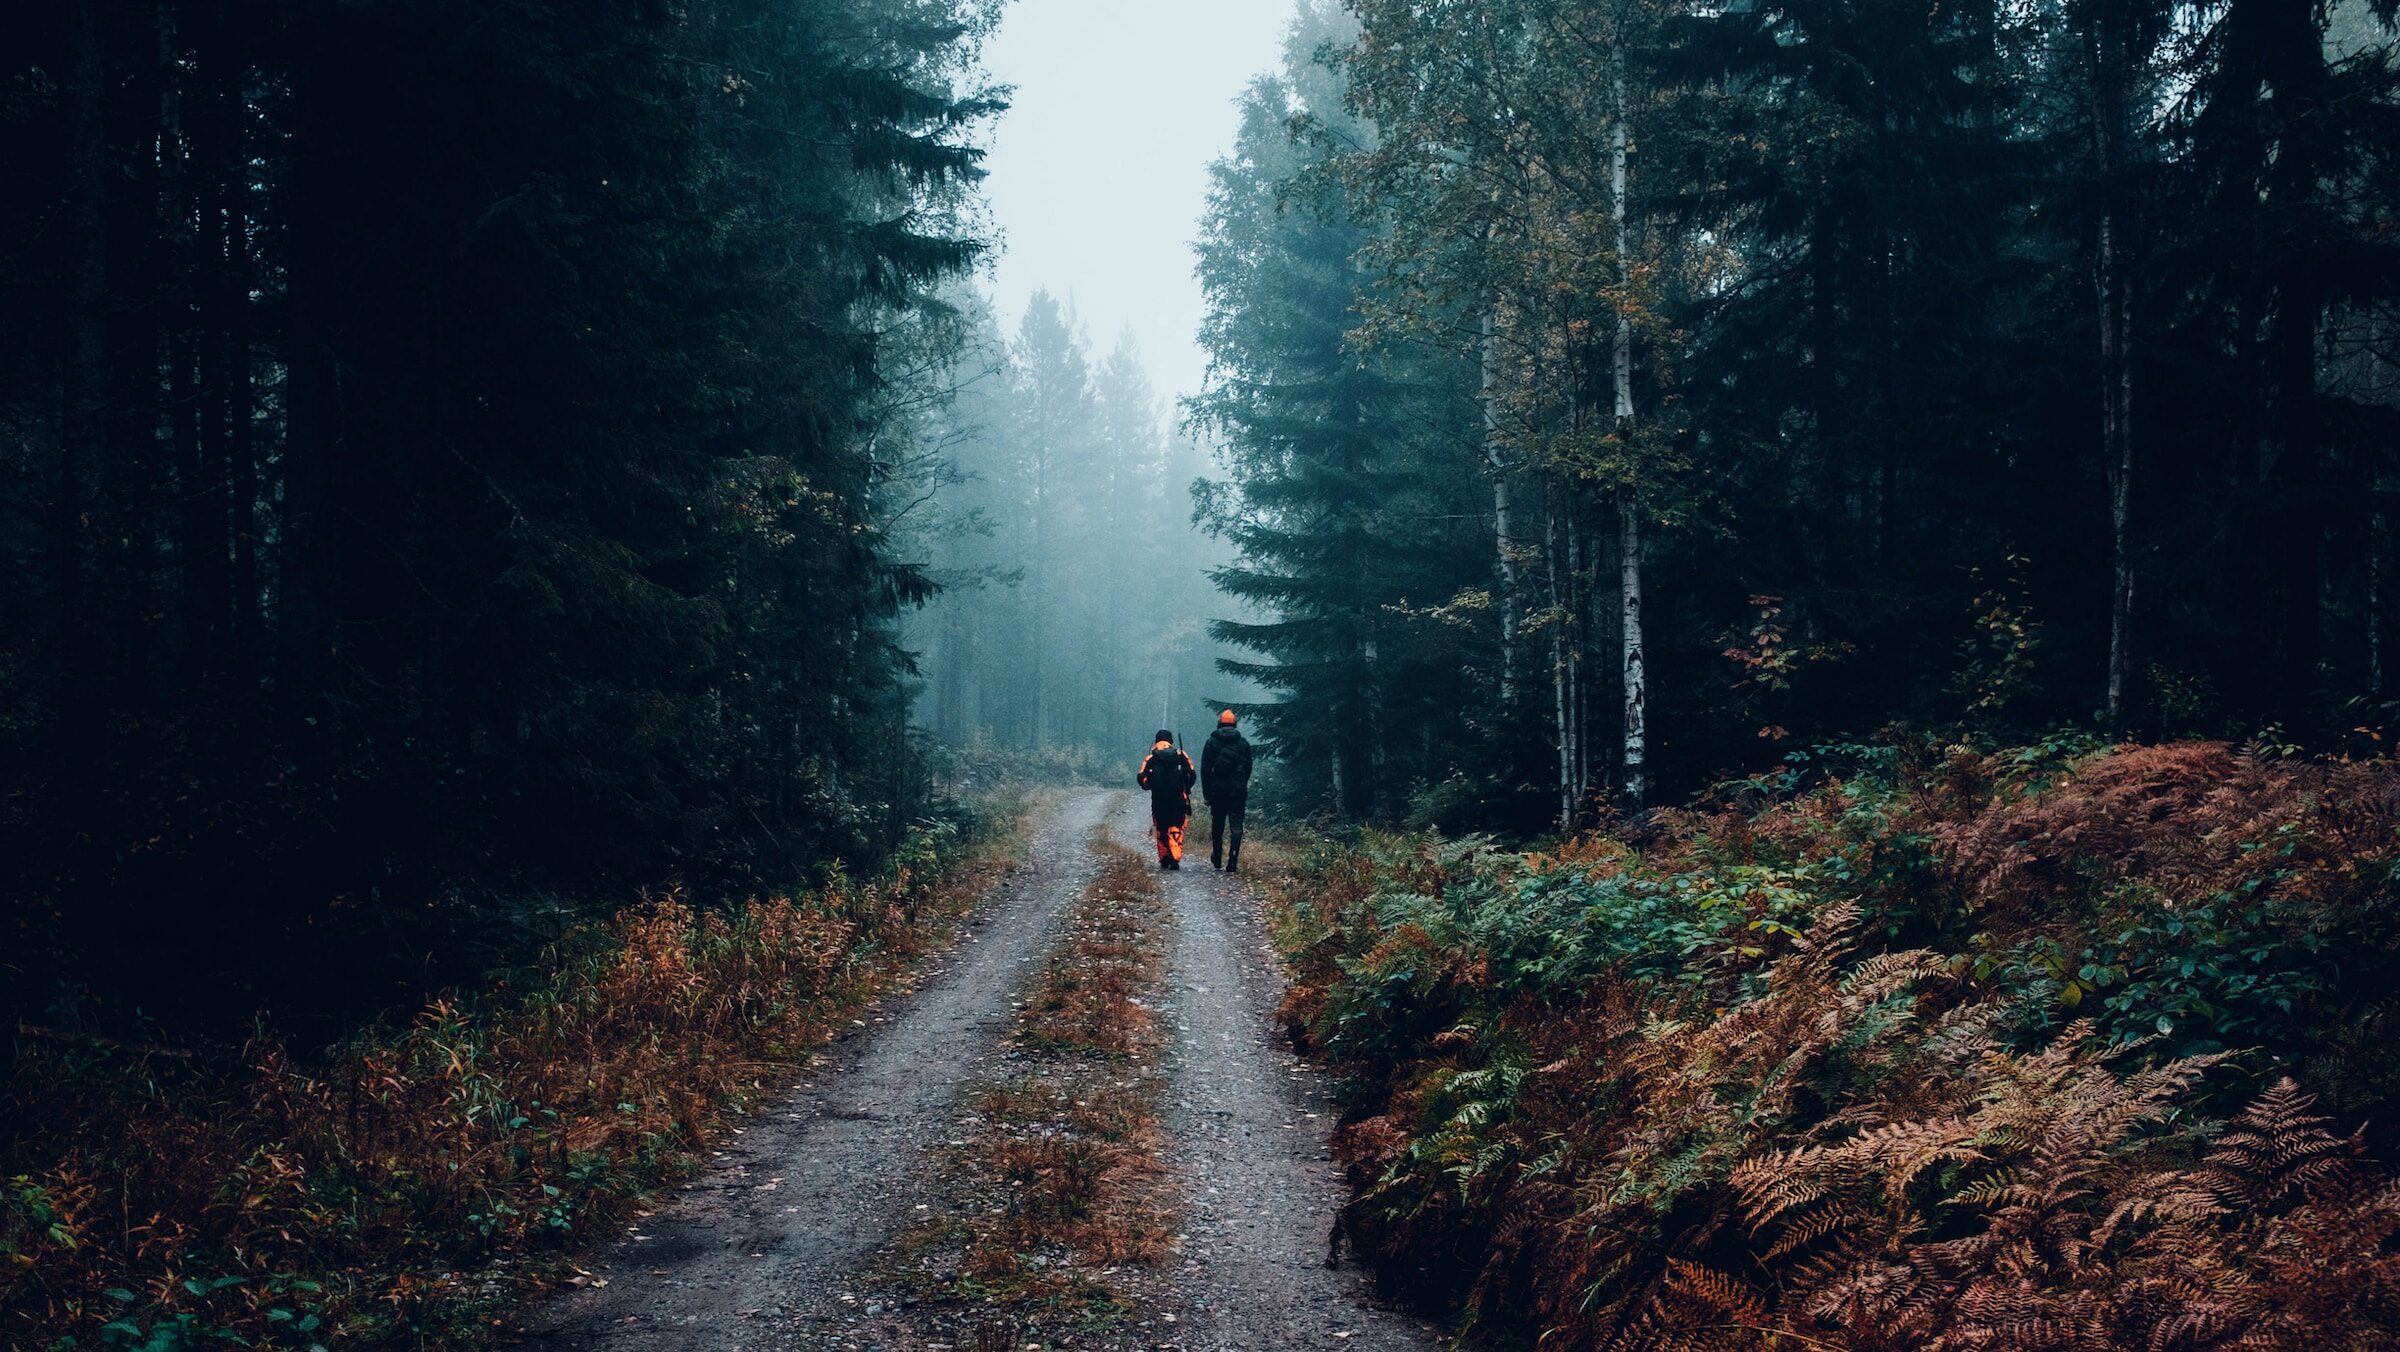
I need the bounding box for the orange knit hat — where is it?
[1219,709,1238,725]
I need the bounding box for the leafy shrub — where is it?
[1266,740,2400,1347]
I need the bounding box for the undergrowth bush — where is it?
[1268,739,2400,1349]
[1,809,1019,1351]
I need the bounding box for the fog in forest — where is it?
[895,291,1249,770]
[895,0,1284,779]
[10,0,2400,1345]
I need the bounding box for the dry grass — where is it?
[887,833,1180,1325]
[1014,850,1163,1061]
[977,840,1178,1274]
[0,811,1031,1350]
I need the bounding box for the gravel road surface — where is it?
[1116,799,1442,1351]
[520,790,1442,1351]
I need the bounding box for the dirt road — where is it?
[1113,805,1438,1350]
[522,791,1440,1351]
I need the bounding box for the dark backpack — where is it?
[1203,728,1252,802]
[1143,747,1190,798]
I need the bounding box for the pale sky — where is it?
[978,0,1299,415]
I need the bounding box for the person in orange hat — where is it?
[1200,708,1254,871]
[1136,729,1196,869]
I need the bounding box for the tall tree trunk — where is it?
[1806,218,1840,587]
[1482,308,1519,700]
[2372,312,2398,699]
[225,94,259,687]
[1612,30,1647,809]
[1618,497,1647,808]
[2262,13,2325,711]
[59,0,108,739]
[1570,503,1589,817]
[2091,0,2138,725]
[2271,276,2324,705]
[1361,631,1381,817]
[161,0,208,693]
[2226,0,2331,715]
[103,0,166,726]
[2374,453,2395,699]
[1548,496,1572,827]
[1029,443,1047,747]
[278,11,339,754]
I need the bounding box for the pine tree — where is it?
[1194,7,1483,816]
[0,0,1003,1019]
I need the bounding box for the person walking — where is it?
[1201,708,1253,871]
[1137,729,1196,869]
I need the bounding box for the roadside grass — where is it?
[1,798,1040,1352]
[1227,824,1347,1056]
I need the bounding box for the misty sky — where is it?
[979,0,1298,418]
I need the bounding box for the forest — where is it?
[0,0,1021,1027]
[902,290,1233,768]
[1195,0,2400,830]
[5,0,2400,1348]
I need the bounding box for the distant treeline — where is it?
[0,0,999,1026]
[903,291,1236,769]
[1198,0,2400,830]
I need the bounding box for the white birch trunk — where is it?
[1613,32,1647,808]
[1483,309,1519,700]
[1619,498,1646,808]
[1570,508,1589,815]
[2092,4,2137,724]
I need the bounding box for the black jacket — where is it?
[1200,726,1253,805]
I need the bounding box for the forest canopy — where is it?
[0,0,1014,1026]
[1194,0,2400,832]
[7,0,2400,1024]
[6,1,2400,1348]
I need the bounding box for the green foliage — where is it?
[1984,881,2332,1061]
[1190,7,1492,817]
[1953,554,2048,733]
[1188,0,2400,835]
[1267,739,2400,1343]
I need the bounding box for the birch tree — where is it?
[1343,0,1682,816]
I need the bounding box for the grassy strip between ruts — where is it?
[853,829,1178,1351]
[2,797,1044,1352]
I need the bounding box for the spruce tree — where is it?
[1194,11,1483,816]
